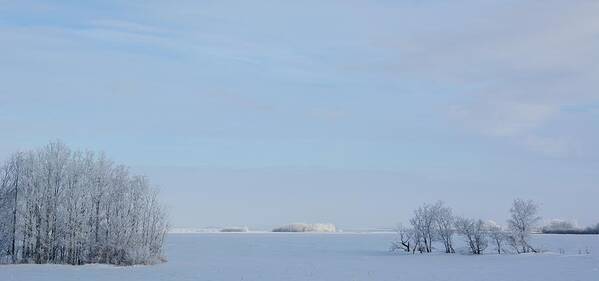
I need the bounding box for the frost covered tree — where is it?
[486,222,506,254]
[408,201,455,254]
[454,217,487,255]
[409,203,437,253]
[434,202,455,253]
[0,152,25,263]
[390,223,414,253]
[507,199,540,253]
[0,141,168,265]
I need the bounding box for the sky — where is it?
[1,0,598,229]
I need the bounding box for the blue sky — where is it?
[1,0,598,229]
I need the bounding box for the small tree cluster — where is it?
[454,217,487,254]
[0,141,168,265]
[403,201,455,254]
[392,199,540,255]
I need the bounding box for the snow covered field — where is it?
[1,233,598,281]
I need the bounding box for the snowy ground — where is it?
[1,233,598,281]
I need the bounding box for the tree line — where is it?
[391,199,541,255]
[0,141,168,265]
[541,220,599,235]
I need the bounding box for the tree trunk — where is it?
[11,171,19,262]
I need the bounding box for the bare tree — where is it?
[390,223,414,253]
[410,203,437,253]
[486,223,506,254]
[455,217,488,255]
[507,199,540,253]
[434,202,455,253]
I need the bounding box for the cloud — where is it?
[451,102,557,137]
[87,19,170,36]
[1,0,598,160]
[450,101,589,158]
[522,135,582,159]
[381,1,599,157]
[309,108,347,121]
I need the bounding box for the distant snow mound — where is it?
[484,220,502,229]
[220,227,250,232]
[272,223,337,233]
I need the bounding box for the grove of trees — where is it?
[0,141,168,265]
[392,199,541,255]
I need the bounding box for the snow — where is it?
[169,227,251,234]
[1,233,598,281]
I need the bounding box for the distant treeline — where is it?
[540,220,599,235]
[273,223,336,233]
[541,225,599,235]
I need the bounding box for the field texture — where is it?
[1,233,598,281]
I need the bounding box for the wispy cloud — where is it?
[522,135,582,159]
[1,0,599,226]
[451,102,557,138]
[87,19,169,36]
